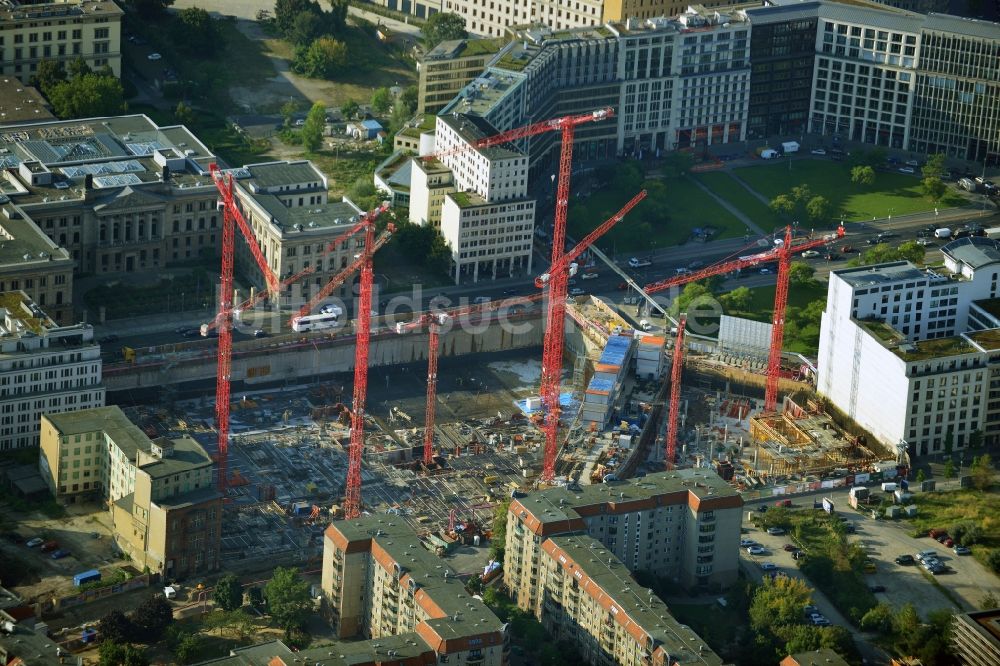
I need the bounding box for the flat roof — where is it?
[0,207,72,271]
[966,328,1000,353]
[0,77,54,124]
[245,161,325,191]
[972,298,1000,320]
[197,633,432,665]
[155,486,222,509]
[943,236,1000,270]
[513,469,741,528]
[891,333,978,361]
[833,261,931,288]
[438,114,522,161]
[250,192,362,232]
[0,290,56,336]
[0,0,123,23]
[441,70,525,119]
[424,38,506,61]
[546,535,723,666]
[784,648,851,666]
[328,516,503,636]
[139,435,213,479]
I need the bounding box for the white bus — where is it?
[291,312,340,332]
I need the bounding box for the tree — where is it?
[805,195,831,224]
[982,591,999,610]
[174,101,196,126]
[922,153,946,181]
[289,11,324,45]
[341,99,359,120]
[788,261,816,285]
[660,150,695,178]
[275,0,315,35]
[214,574,244,612]
[850,242,924,268]
[371,87,393,115]
[915,469,926,483]
[48,72,126,119]
[421,12,467,49]
[749,575,813,633]
[98,641,149,666]
[943,459,956,478]
[292,37,349,79]
[173,634,205,665]
[922,177,947,203]
[490,499,510,560]
[400,86,418,115]
[970,429,984,449]
[720,286,752,312]
[898,240,926,265]
[264,567,312,634]
[860,603,895,634]
[970,453,994,490]
[98,610,134,643]
[851,165,876,187]
[944,430,954,455]
[770,194,796,216]
[301,102,327,152]
[67,57,92,80]
[127,0,174,20]
[281,99,301,126]
[31,60,66,95]
[173,7,220,54]
[131,595,174,642]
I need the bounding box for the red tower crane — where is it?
[665,315,686,470]
[644,225,844,413]
[391,189,645,470]
[209,164,281,492]
[425,107,617,483]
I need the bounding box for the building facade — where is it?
[418,38,505,115]
[322,516,508,665]
[818,238,1000,458]
[503,470,737,666]
[0,0,123,79]
[0,291,103,451]
[39,405,221,579]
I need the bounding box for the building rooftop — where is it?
[155,486,222,509]
[250,192,363,233]
[327,516,503,637]
[545,536,723,666]
[0,77,54,124]
[44,404,144,438]
[139,435,213,480]
[943,236,1000,270]
[0,623,64,666]
[244,160,326,192]
[0,0,123,23]
[375,152,414,192]
[891,333,978,361]
[512,469,741,531]
[783,647,851,666]
[424,38,506,61]
[924,12,1000,39]
[972,297,1000,320]
[193,633,432,665]
[0,207,73,273]
[0,290,55,336]
[966,328,1000,353]
[441,69,525,118]
[958,608,1000,647]
[833,262,937,289]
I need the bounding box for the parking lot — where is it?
[742,489,1000,621]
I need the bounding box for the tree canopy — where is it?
[214,574,244,612]
[126,0,174,19]
[851,165,875,187]
[371,87,393,114]
[275,0,347,42]
[172,7,221,54]
[921,177,947,203]
[265,567,312,634]
[48,71,126,119]
[922,153,946,181]
[292,36,349,79]
[421,12,467,49]
[301,102,327,152]
[98,641,149,666]
[131,595,174,642]
[849,241,925,267]
[788,261,816,285]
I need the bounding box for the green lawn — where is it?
[307,149,385,198]
[568,176,746,253]
[909,487,1000,575]
[693,171,784,231]
[726,280,828,354]
[733,160,967,222]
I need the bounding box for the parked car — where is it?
[869,585,886,593]
[760,562,778,571]
[895,554,915,565]
[25,537,44,548]
[50,549,71,560]
[803,605,819,616]
[811,616,832,627]
[801,250,820,258]
[936,534,950,544]
[580,272,599,280]
[740,538,757,547]
[147,52,162,61]
[899,166,916,174]
[760,267,772,274]
[792,550,806,560]
[40,540,59,553]
[953,545,972,555]
[810,148,827,155]
[840,245,855,253]
[747,545,766,555]
[943,537,954,548]
[766,527,786,536]
[253,329,268,338]
[917,238,936,247]
[783,544,799,552]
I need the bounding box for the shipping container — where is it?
[74,569,101,587]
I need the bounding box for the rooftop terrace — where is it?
[0,290,54,335]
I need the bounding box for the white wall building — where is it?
[0,291,104,451]
[818,238,1000,458]
[410,114,535,283]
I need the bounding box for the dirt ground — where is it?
[1,502,119,604]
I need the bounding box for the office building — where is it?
[503,469,738,665]
[0,0,123,79]
[0,291,103,451]
[418,38,506,114]
[951,608,1000,666]
[39,405,221,579]
[411,114,535,283]
[322,516,507,665]
[818,237,1000,459]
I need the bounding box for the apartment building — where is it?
[410,113,535,283]
[0,0,123,79]
[505,469,742,607]
[229,161,366,305]
[322,516,507,665]
[818,238,1000,459]
[951,608,1000,666]
[502,470,737,666]
[39,405,221,579]
[418,38,506,114]
[0,291,103,451]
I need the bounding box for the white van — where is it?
[934,228,952,239]
[639,319,652,332]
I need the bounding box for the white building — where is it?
[0,291,104,451]
[817,238,1000,458]
[410,114,535,283]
